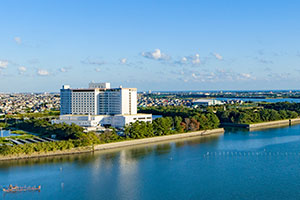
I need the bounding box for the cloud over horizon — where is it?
[213,53,223,60]
[0,60,9,69]
[60,68,67,72]
[18,66,27,74]
[120,58,127,64]
[142,49,170,60]
[37,69,50,76]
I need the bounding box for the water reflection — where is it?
[155,144,172,155]
[117,150,140,200]
[100,151,119,164]
[124,146,154,160]
[185,134,221,146]
[3,126,300,200]
[224,127,249,134]
[0,152,95,170]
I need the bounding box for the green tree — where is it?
[174,116,184,132]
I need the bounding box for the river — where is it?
[1,125,300,200]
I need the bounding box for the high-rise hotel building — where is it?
[60,83,137,116]
[53,82,151,129]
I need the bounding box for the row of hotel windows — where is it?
[71,98,120,101]
[98,99,120,101]
[98,107,120,109]
[71,105,120,108]
[72,101,94,103]
[72,111,95,113]
[69,92,125,98]
[72,98,94,101]
[72,104,95,106]
[72,96,94,99]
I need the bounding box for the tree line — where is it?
[217,108,298,124]
[14,119,85,140]
[127,106,220,139]
[0,120,124,155]
[3,102,300,156]
[260,102,300,114]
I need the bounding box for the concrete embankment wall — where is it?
[222,118,300,130]
[249,118,300,130]
[93,128,225,151]
[0,128,224,161]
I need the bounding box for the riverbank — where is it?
[249,118,300,130]
[0,128,224,161]
[222,118,300,130]
[93,128,224,151]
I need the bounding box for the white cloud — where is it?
[192,54,201,64]
[37,69,50,76]
[18,66,26,72]
[0,60,8,69]
[240,73,252,79]
[174,57,188,65]
[18,66,27,74]
[60,68,67,72]
[185,68,256,83]
[120,58,127,64]
[95,68,101,72]
[175,54,201,65]
[14,37,22,44]
[181,57,187,62]
[142,49,170,60]
[213,53,223,60]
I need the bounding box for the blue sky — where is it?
[0,0,300,92]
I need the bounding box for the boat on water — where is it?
[2,185,41,193]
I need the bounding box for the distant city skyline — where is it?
[1,0,300,92]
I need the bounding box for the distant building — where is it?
[53,82,152,129]
[193,99,223,107]
[88,82,110,89]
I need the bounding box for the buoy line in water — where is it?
[202,151,300,157]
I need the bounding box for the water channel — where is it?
[1,125,300,199]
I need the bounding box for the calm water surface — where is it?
[1,125,300,200]
[0,130,18,137]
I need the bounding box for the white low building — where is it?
[53,114,152,128]
[52,82,152,129]
[193,99,223,107]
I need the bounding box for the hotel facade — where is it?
[53,83,152,128]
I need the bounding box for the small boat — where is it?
[2,185,41,193]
